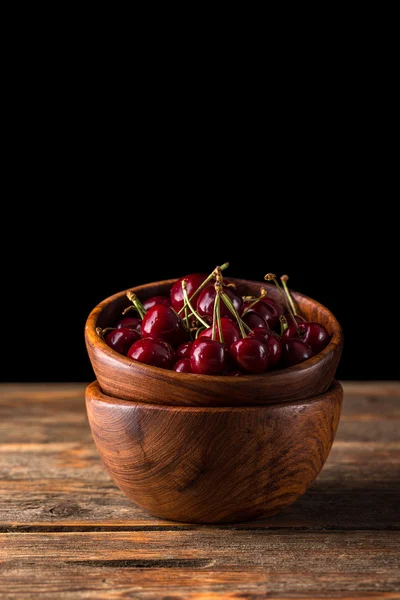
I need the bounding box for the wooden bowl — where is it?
[86,380,343,523]
[85,278,343,406]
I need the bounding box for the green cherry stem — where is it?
[242,287,267,316]
[124,291,146,320]
[195,326,207,339]
[181,280,210,328]
[281,275,298,316]
[214,279,224,345]
[221,293,247,338]
[211,293,218,341]
[279,315,289,336]
[184,303,192,341]
[177,262,230,315]
[264,273,301,335]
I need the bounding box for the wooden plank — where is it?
[0,437,399,528]
[0,383,399,599]
[1,568,399,600]
[342,382,400,396]
[1,531,399,599]
[0,387,399,530]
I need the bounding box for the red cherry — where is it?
[198,318,241,348]
[242,311,268,330]
[264,332,282,366]
[105,328,140,355]
[176,342,193,360]
[230,338,269,374]
[282,322,330,354]
[127,337,175,369]
[262,297,284,317]
[141,305,187,347]
[115,317,141,333]
[249,327,270,340]
[197,285,243,320]
[190,338,228,375]
[282,338,313,367]
[250,329,282,367]
[170,273,208,313]
[173,358,193,373]
[143,296,170,311]
[243,297,283,329]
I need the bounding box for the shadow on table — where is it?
[250,479,400,529]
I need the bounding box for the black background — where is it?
[2,44,398,382]
[3,213,397,382]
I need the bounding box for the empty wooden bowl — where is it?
[86,380,343,523]
[85,279,343,406]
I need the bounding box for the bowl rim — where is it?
[86,379,343,412]
[85,278,343,383]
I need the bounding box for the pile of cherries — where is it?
[97,264,330,376]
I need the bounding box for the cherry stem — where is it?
[221,293,247,338]
[279,315,289,336]
[216,294,224,344]
[195,326,207,339]
[281,275,298,316]
[242,287,267,316]
[96,326,115,340]
[125,291,146,320]
[184,303,192,341]
[181,281,210,328]
[211,293,218,341]
[264,273,301,335]
[177,262,230,315]
[213,275,224,344]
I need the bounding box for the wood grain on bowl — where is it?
[86,380,343,523]
[85,279,343,406]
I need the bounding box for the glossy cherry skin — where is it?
[141,305,187,347]
[127,337,175,369]
[282,338,313,367]
[173,358,193,373]
[115,317,141,333]
[282,322,330,354]
[198,318,241,348]
[176,342,193,360]
[105,328,140,355]
[190,338,228,375]
[243,297,283,330]
[250,329,282,367]
[242,311,268,330]
[230,338,269,374]
[170,273,208,313]
[197,286,243,320]
[143,296,170,311]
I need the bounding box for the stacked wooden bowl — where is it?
[85,279,343,523]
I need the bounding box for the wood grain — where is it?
[2,531,399,599]
[86,380,343,523]
[1,383,399,599]
[85,279,343,406]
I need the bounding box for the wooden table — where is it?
[1,383,399,599]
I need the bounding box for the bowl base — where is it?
[86,380,343,524]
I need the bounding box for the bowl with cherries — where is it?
[85,263,343,407]
[85,264,343,522]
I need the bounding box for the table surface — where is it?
[1,382,399,600]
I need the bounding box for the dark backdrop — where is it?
[3,217,397,382]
